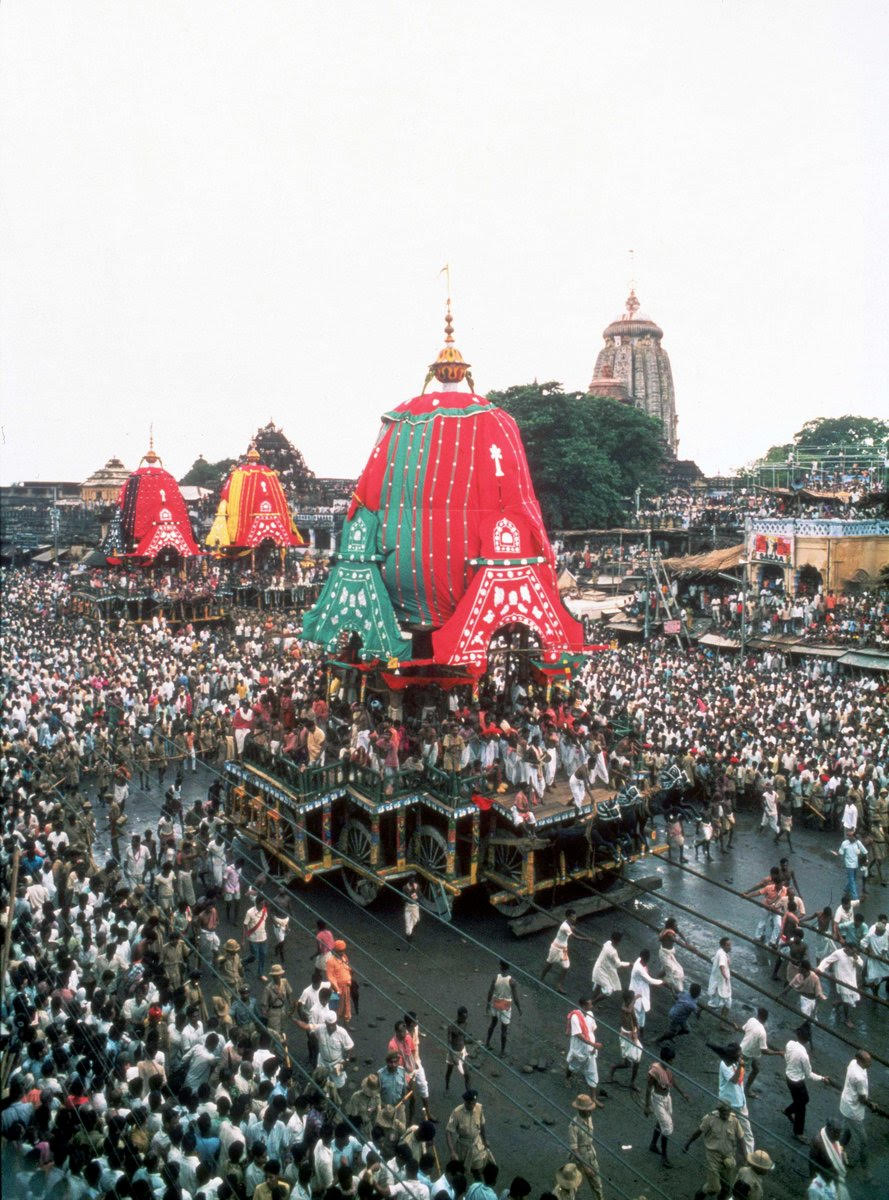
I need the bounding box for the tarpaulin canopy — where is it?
[760,485,854,503]
[788,644,848,659]
[661,544,745,576]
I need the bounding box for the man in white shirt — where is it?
[739,1007,783,1095]
[591,932,630,1001]
[818,943,861,1027]
[181,1013,205,1057]
[217,1097,244,1169]
[835,835,867,901]
[296,1010,354,1091]
[312,1126,334,1194]
[24,875,49,915]
[629,950,663,1035]
[431,1161,463,1200]
[759,785,779,835]
[707,937,733,1022]
[243,895,269,979]
[838,1050,873,1172]
[124,834,151,888]
[783,1023,830,1141]
[297,970,331,1068]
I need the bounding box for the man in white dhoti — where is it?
[543,741,558,788]
[707,936,733,1022]
[564,997,605,1106]
[644,1044,689,1168]
[818,943,861,1028]
[838,1050,875,1175]
[591,932,629,1002]
[540,909,592,994]
[569,760,592,811]
[629,949,663,1038]
[739,1007,783,1096]
[657,919,691,993]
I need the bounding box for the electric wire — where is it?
[131,737,850,1166]
[17,713,879,1182]
[645,846,889,1006]
[100,741,821,1176]
[9,754,668,1200]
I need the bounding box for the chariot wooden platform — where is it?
[224,744,665,928]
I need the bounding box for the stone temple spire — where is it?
[588,288,678,454]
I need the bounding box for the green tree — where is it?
[487,382,665,529]
[760,415,889,463]
[795,415,889,450]
[179,456,236,490]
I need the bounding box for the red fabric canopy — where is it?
[116,464,199,560]
[348,391,554,629]
[217,460,304,548]
[381,671,473,691]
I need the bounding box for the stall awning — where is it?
[837,650,889,671]
[31,548,70,563]
[697,632,740,649]
[788,644,848,659]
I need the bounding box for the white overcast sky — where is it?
[1,1,887,485]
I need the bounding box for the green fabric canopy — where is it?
[301,509,411,661]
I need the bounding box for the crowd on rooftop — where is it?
[631,478,886,532]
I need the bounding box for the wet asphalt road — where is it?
[96,764,888,1200]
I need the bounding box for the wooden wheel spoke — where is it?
[338,819,382,907]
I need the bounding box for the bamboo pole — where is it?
[0,848,21,1002]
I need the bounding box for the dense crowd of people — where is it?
[632,479,886,532]
[679,585,889,651]
[1,567,887,1200]
[71,564,330,605]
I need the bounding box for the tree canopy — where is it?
[760,415,889,463]
[486,382,666,529]
[179,456,236,489]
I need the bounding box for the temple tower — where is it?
[588,288,678,453]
